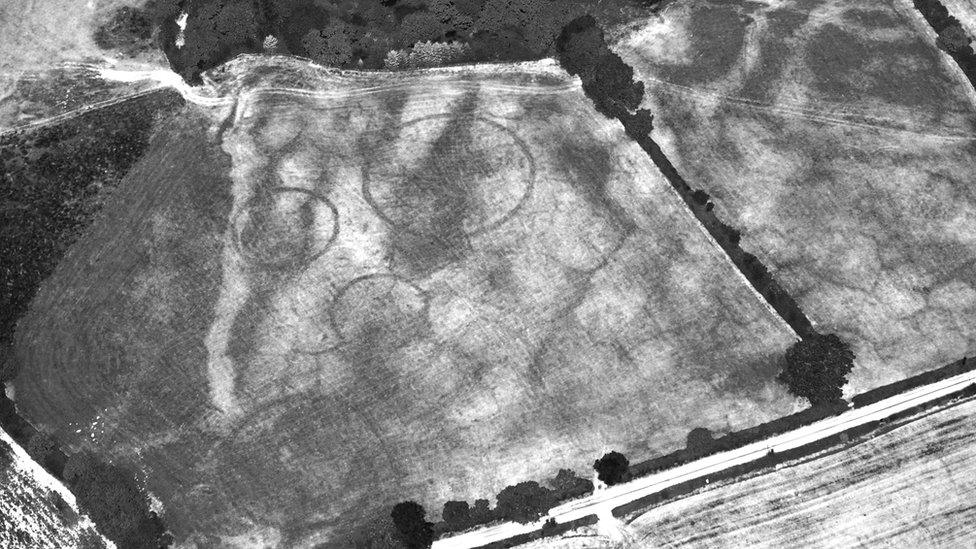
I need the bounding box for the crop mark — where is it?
[360,114,536,239]
[328,273,431,352]
[231,186,339,269]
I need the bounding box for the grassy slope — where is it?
[11,59,800,546]
[614,0,976,395]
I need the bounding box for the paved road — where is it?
[434,368,976,548]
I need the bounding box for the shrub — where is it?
[62,452,169,549]
[302,24,354,66]
[494,481,555,523]
[778,333,855,406]
[48,490,80,527]
[685,427,714,456]
[938,24,972,54]
[441,500,470,528]
[25,431,66,478]
[390,501,434,549]
[547,468,592,500]
[593,451,629,486]
[470,498,493,523]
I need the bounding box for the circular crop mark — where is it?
[330,274,430,351]
[233,187,339,268]
[362,115,535,239]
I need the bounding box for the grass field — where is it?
[10,59,802,546]
[614,0,976,395]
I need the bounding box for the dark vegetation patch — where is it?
[777,333,854,406]
[0,395,171,548]
[593,450,630,486]
[63,452,172,548]
[132,1,673,84]
[391,501,435,549]
[804,23,953,108]
[669,6,750,85]
[94,3,157,55]
[912,0,976,89]
[9,68,129,123]
[0,92,183,546]
[428,469,592,538]
[144,0,589,83]
[0,90,185,378]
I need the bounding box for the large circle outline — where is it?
[231,186,340,268]
[360,115,537,239]
[327,272,431,347]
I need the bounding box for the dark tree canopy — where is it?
[441,500,470,527]
[547,468,593,499]
[470,498,493,523]
[390,501,434,549]
[493,481,555,523]
[556,15,645,119]
[778,333,855,406]
[593,450,629,486]
[685,427,714,456]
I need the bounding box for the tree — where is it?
[547,468,592,499]
[938,24,972,54]
[494,481,555,523]
[470,498,493,524]
[441,500,470,528]
[390,501,434,549]
[556,15,645,119]
[778,333,855,406]
[302,24,354,66]
[685,427,714,456]
[593,451,629,486]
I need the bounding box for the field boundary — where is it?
[433,357,976,548]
